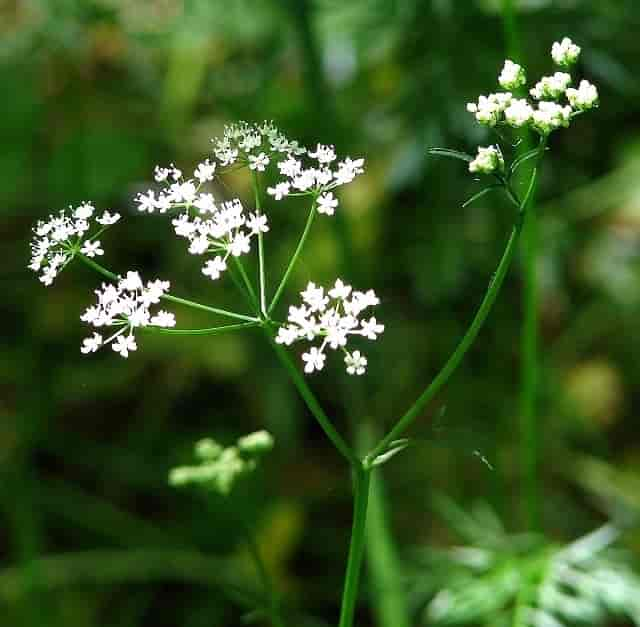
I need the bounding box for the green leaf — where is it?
[427,148,474,163]
[509,147,545,177]
[462,185,502,208]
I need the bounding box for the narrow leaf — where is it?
[462,185,501,208]
[427,148,474,163]
[509,147,544,177]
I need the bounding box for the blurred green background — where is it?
[3,1,640,626]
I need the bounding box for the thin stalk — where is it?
[268,202,317,314]
[366,140,546,465]
[76,254,258,323]
[252,172,268,316]
[241,523,286,627]
[263,326,357,465]
[337,466,372,627]
[141,322,259,336]
[232,256,260,315]
[501,0,540,531]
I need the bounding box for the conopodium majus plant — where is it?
[30,37,597,627]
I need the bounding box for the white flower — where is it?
[302,347,326,373]
[194,193,216,214]
[530,72,572,100]
[267,182,290,200]
[80,273,173,358]
[96,211,121,225]
[202,256,227,281]
[229,232,251,256]
[29,203,117,286]
[80,240,104,258]
[345,350,367,375]
[469,145,503,175]
[551,37,580,67]
[112,334,137,358]
[135,190,157,213]
[498,60,526,90]
[466,92,512,126]
[317,192,339,216]
[308,143,337,164]
[150,310,176,327]
[248,152,270,171]
[247,213,269,234]
[566,79,598,110]
[504,98,534,127]
[194,159,216,183]
[277,279,383,375]
[81,332,103,354]
[532,101,572,134]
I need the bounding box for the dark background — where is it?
[2,1,640,625]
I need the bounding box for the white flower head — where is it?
[466,92,512,126]
[532,101,572,135]
[504,98,534,127]
[317,192,339,216]
[530,72,572,100]
[551,37,581,67]
[498,60,526,90]
[80,273,174,358]
[276,278,383,376]
[29,203,118,287]
[469,145,504,175]
[566,79,599,110]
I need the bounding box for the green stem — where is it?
[141,322,259,336]
[76,254,258,323]
[241,523,285,627]
[252,172,268,316]
[232,257,260,315]
[366,139,546,465]
[268,202,317,315]
[263,326,357,465]
[337,465,371,627]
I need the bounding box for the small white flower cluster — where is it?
[29,202,120,286]
[466,37,597,138]
[276,279,384,375]
[267,148,365,216]
[469,145,504,175]
[530,72,572,100]
[211,120,306,169]
[172,199,269,281]
[135,158,217,215]
[169,430,274,495]
[551,36,581,66]
[498,60,526,90]
[80,271,175,358]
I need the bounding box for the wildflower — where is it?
[566,80,599,110]
[267,182,290,200]
[317,192,339,216]
[532,101,572,135]
[248,152,270,171]
[194,159,216,183]
[466,93,512,126]
[551,37,581,66]
[504,99,534,127]
[29,202,119,286]
[80,271,175,358]
[530,72,572,100]
[498,60,526,90]
[469,146,504,175]
[276,279,384,375]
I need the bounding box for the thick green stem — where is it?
[337,465,372,627]
[76,254,258,323]
[366,141,546,464]
[252,172,268,317]
[268,202,317,314]
[263,326,357,465]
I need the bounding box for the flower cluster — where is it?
[211,120,306,168]
[29,202,120,286]
[169,430,274,495]
[80,271,175,358]
[172,199,269,281]
[469,145,504,174]
[276,279,384,375]
[466,37,597,138]
[266,149,365,217]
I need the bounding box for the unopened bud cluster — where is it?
[466,37,597,143]
[169,430,274,495]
